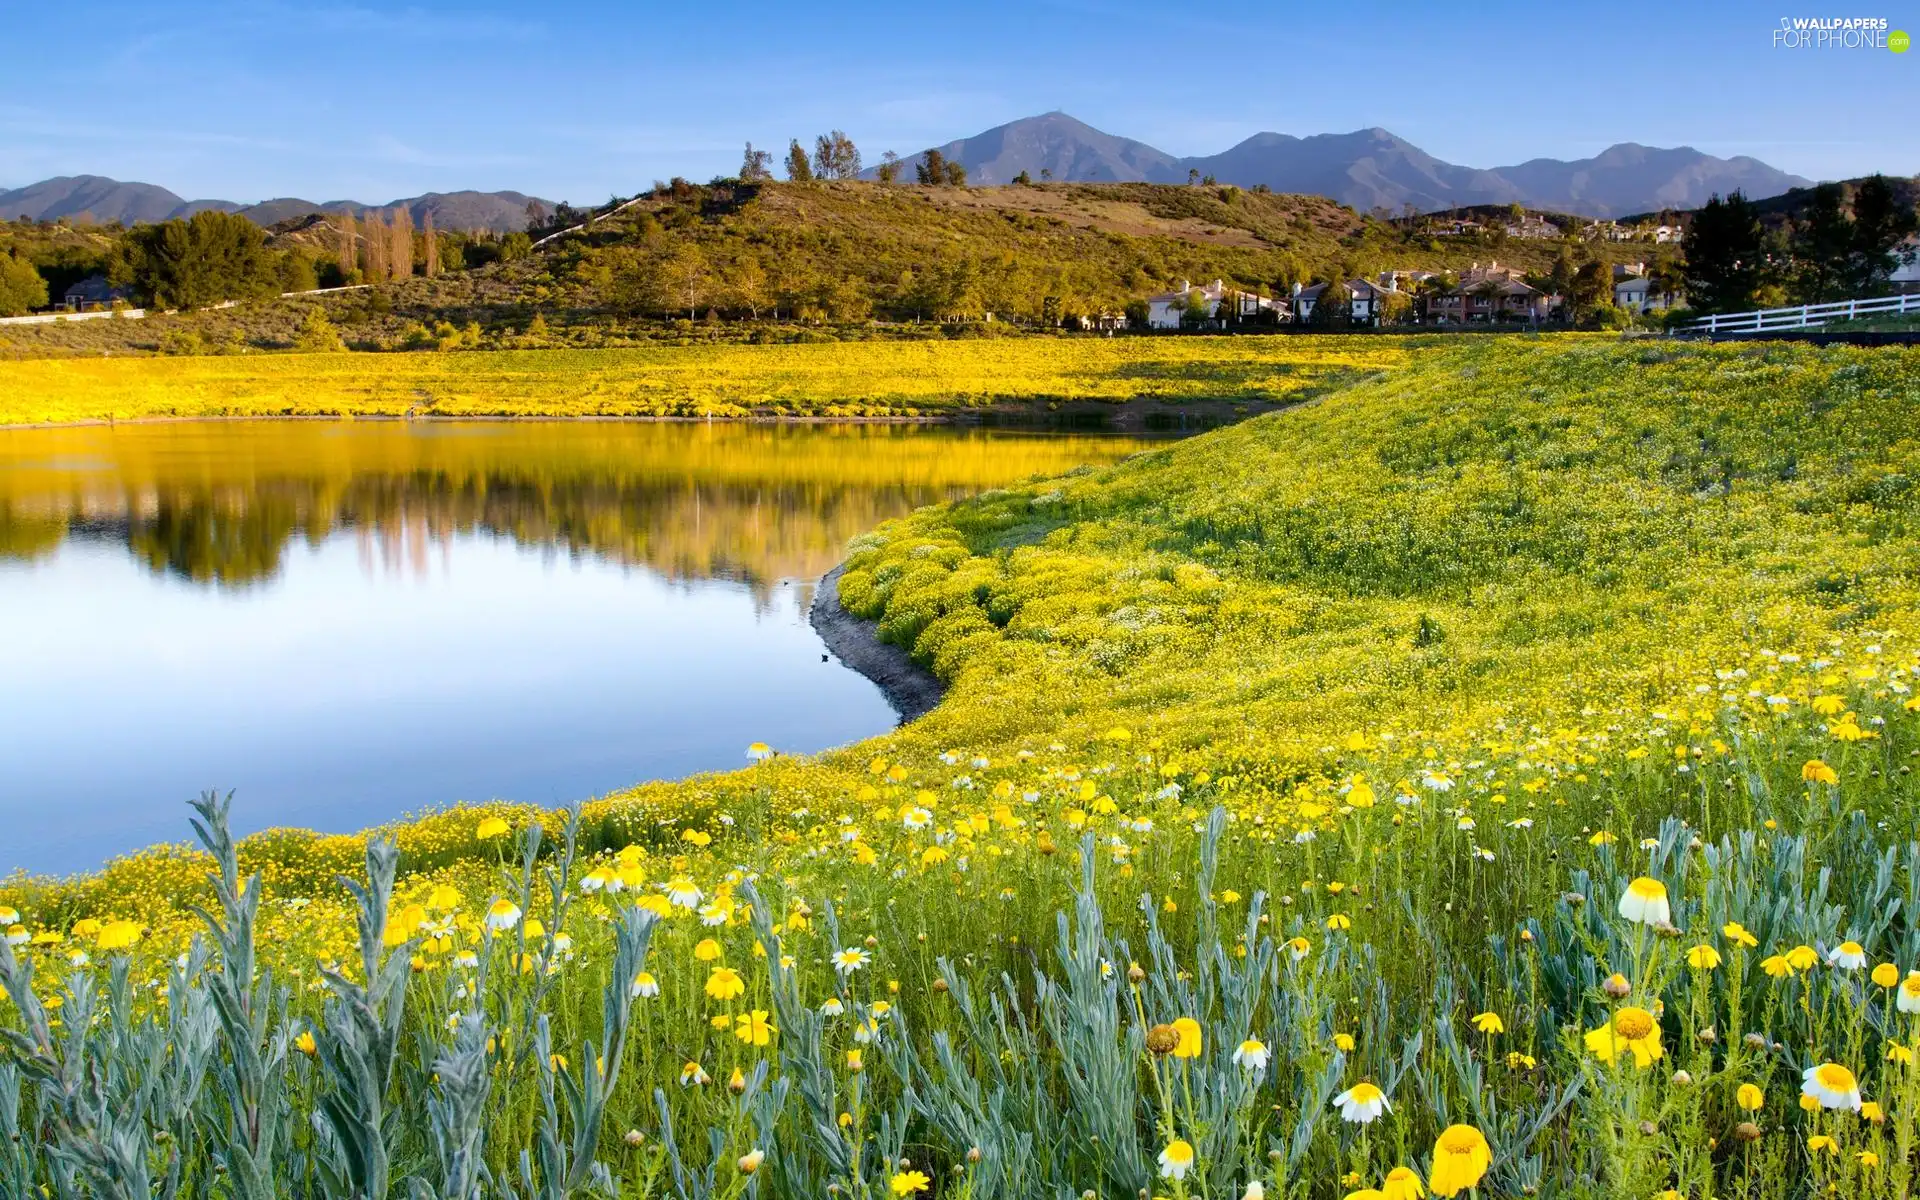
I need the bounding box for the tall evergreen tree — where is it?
[1846,175,1919,296]
[1681,192,1769,314]
[916,150,946,185]
[1789,183,1854,302]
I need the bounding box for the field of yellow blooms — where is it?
[0,335,1406,425]
[4,337,1920,1199]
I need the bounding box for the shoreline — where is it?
[0,398,1287,434]
[809,563,945,724]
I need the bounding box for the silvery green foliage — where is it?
[740,884,898,1199]
[412,1011,496,1200]
[311,831,408,1199]
[187,790,294,1200]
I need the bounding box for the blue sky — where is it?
[3,1,1915,204]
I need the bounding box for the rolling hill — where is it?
[0,176,552,233]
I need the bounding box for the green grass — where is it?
[3,338,1919,1199]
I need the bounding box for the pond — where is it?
[0,419,1155,876]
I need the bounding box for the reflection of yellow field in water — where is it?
[0,336,1407,423]
[0,420,1153,591]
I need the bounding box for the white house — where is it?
[1654,224,1682,244]
[1614,273,1681,314]
[1892,237,1920,292]
[1145,279,1279,329]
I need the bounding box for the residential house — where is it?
[1505,216,1560,240]
[1892,237,1920,293]
[61,275,131,311]
[1427,264,1552,323]
[1653,224,1682,244]
[1346,277,1408,324]
[1145,278,1280,329]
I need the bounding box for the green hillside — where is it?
[0,180,1659,357]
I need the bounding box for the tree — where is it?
[334,213,360,285]
[741,143,773,181]
[811,130,861,180]
[0,251,48,316]
[944,160,967,188]
[422,210,440,277]
[663,243,709,318]
[294,306,346,351]
[1845,174,1919,296]
[1682,191,1770,314]
[1547,247,1578,314]
[1308,280,1351,328]
[362,209,388,282]
[1040,168,1053,182]
[916,150,946,185]
[1187,168,1200,185]
[113,210,275,310]
[877,151,901,184]
[1789,183,1854,302]
[729,254,769,319]
[279,251,318,294]
[388,206,414,281]
[785,140,814,182]
[1013,170,1032,186]
[1569,261,1612,324]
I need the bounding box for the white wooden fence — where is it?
[0,284,369,327]
[1689,292,1920,334]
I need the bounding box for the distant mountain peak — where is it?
[891,114,1813,217]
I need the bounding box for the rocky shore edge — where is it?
[809,563,944,724]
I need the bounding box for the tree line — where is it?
[739,133,967,187]
[0,208,539,314]
[1682,176,1916,314]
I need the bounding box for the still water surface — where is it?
[0,420,1150,875]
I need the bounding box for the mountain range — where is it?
[0,176,551,233]
[4,114,1821,231]
[887,112,1814,218]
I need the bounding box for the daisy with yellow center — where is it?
[1686,944,1721,970]
[483,899,521,933]
[1427,1124,1491,1197]
[1380,1166,1425,1200]
[1830,941,1867,970]
[1584,1006,1663,1067]
[705,966,746,1001]
[1617,877,1670,926]
[1333,1081,1389,1124]
[1900,971,1920,1014]
[1171,1017,1203,1059]
[1802,1062,1862,1111]
[1158,1139,1195,1180]
[1232,1037,1270,1070]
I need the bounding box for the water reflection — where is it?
[1,422,1143,595]
[0,420,1150,875]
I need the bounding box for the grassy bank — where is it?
[4,338,1920,1198]
[0,335,1410,425]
